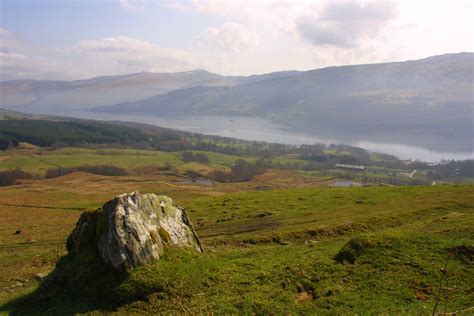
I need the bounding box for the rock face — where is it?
[67,191,203,271]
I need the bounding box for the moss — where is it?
[94,207,108,237]
[158,227,171,244]
[335,236,375,263]
[335,233,409,264]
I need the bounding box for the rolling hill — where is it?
[95,53,474,152]
[1,53,472,152]
[0,70,299,112]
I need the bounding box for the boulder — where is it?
[67,191,203,271]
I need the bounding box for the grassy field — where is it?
[0,147,253,175]
[0,146,423,185]
[0,164,472,314]
[0,147,269,176]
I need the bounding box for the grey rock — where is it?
[67,191,203,271]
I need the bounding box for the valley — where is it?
[1,2,473,314]
[2,53,473,156]
[0,113,473,314]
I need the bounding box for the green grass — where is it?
[184,185,474,243]
[0,147,249,175]
[5,232,473,314]
[1,184,472,314]
[0,148,177,173]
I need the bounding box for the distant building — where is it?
[335,164,367,171]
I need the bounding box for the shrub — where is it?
[0,135,19,150]
[209,159,264,183]
[0,168,35,186]
[185,170,202,181]
[45,165,128,178]
[335,237,375,264]
[181,152,209,164]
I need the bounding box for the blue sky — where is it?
[1,0,213,47]
[0,0,472,80]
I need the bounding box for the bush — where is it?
[185,170,202,181]
[0,168,35,186]
[335,234,406,264]
[45,165,128,178]
[0,135,19,150]
[209,159,264,183]
[181,152,209,164]
[335,237,375,264]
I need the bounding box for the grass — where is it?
[4,231,473,314]
[183,185,474,243]
[0,147,180,174]
[1,146,423,186]
[0,147,254,176]
[0,146,473,314]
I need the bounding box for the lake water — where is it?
[329,180,362,187]
[63,112,473,162]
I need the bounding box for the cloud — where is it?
[182,1,399,48]
[296,1,399,48]
[1,0,471,79]
[0,31,203,80]
[206,22,259,52]
[0,51,71,81]
[119,0,146,10]
[178,0,308,31]
[76,36,196,70]
[0,28,73,80]
[0,27,21,52]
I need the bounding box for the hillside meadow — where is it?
[0,166,472,314]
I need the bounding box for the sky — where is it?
[0,0,472,80]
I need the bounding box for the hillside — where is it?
[1,111,472,185]
[0,112,473,314]
[1,54,472,153]
[0,175,473,314]
[0,70,299,111]
[95,53,474,152]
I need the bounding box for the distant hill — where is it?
[0,70,299,111]
[1,53,472,152]
[95,53,474,151]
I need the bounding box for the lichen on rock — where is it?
[67,191,203,271]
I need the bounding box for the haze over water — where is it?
[66,112,473,163]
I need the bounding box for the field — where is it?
[0,159,473,314]
[0,146,424,187]
[0,147,246,175]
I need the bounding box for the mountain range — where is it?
[1,52,473,153]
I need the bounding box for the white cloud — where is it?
[76,36,198,73]
[0,28,21,52]
[178,0,308,31]
[184,1,399,48]
[120,0,146,10]
[0,28,73,80]
[206,22,259,52]
[0,31,204,80]
[1,1,472,79]
[296,1,399,48]
[0,51,72,81]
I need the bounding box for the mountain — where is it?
[0,70,220,111]
[0,70,300,112]
[95,53,474,152]
[1,53,472,152]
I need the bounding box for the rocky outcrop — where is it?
[67,191,203,271]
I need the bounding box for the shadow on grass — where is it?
[0,251,129,315]
[0,247,204,315]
